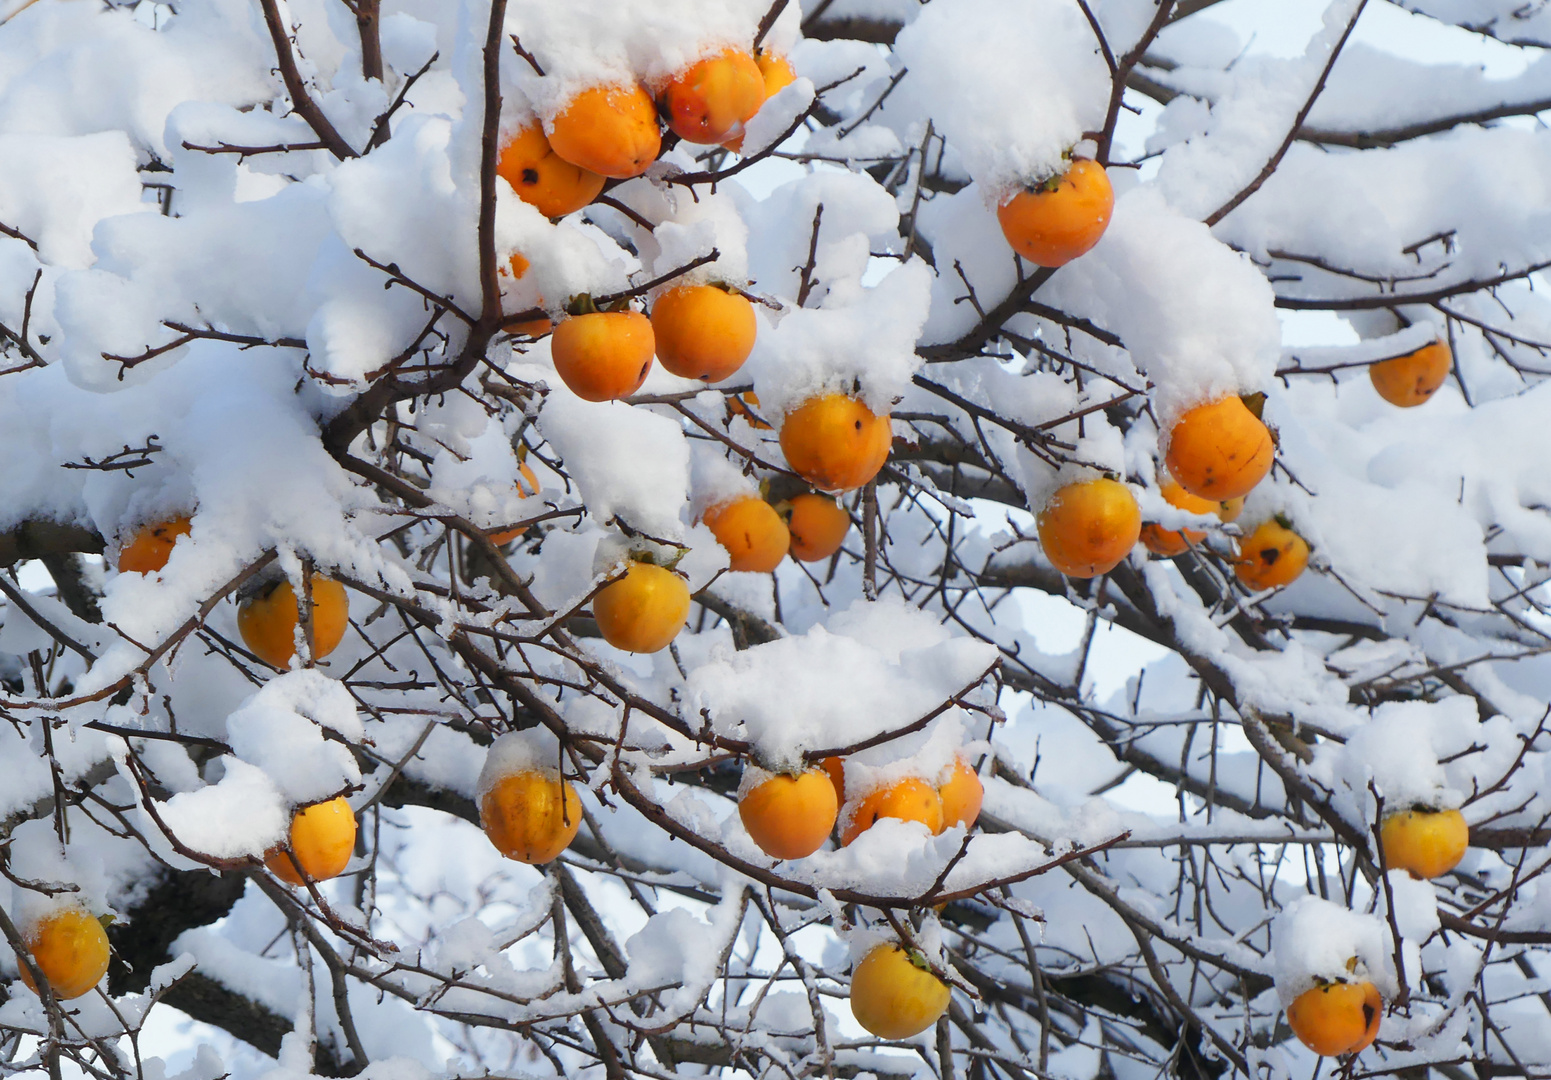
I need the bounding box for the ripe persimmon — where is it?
[592,561,691,653]
[1380,808,1468,879]
[1140,477,1221,557]
[703,496,790,573]
[938,758,983,831]
[1218,495,1246,523]
[238,574,349,668]
[1165,396,1275,501]
[739,768,838,860]
[841,778,944,845]
[661,48,765,145]
[496,122,605,218]
[547,83,661,179]
[822,756,845,804]
[724,52,796,151]
[488,461,542,545]
[996,159,1114,267]
[551,310,655,402]
[505,253,553,338]
[480,769,581,864]
[1286,981,1382,1057]
[19,907,110,1000]
[726,390,772,429]
[787,493,851,562]
[850,944,951,1040]
[651,284,757,381]
[779,394,893,492]
[118,516,192,574]
[1037,478,1141,578]
[266,796,357,886]
[1370,339,1452,407]
[1234,518,1309,591]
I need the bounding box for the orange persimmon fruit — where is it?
[1233,518,1309,591]
[726,390,772,430]
[841,778,944,846]
[505,253,553,338]
[19,907,110,1000]
[1140,477,1222,557]
[488,460,542,545]
[238,575,349,668]
[547,83,661,179]
[850,944,952,1040]
[1380,808,1469,880]
[496,122,605,218]
[661,48,765,145]
[550,310,655,402]
[1370,339,1452,407]
[1165,396,1275,501]
[118,516,192,574]
[651,284,757,382]
[1037,477,1142,578]
[739,768,839,860]
[938,758,984,832]
[779,394,893,493]
[702,496,790,573]
[723,52,797,152]
[787,493,851,562]
[592,561,691,654]
[1286,981,1382,1057]
[266,796,357,886]
[480,769,582,864]
[996,158,1114,267]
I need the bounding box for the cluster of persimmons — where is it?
[14,33,1466,1051]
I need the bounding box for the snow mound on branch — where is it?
[685,597,998,771]
[0,132,148,268]
[1048,186,1281,421]
[1272,895,1396,1007]
[538,392,690,539]
[1310,697,1473,819]
[225,670,363,807]
[140,756,289,862]
[891,0,1110,198]
[749,258,932,421]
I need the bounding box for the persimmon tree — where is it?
[5,2,1551,1079]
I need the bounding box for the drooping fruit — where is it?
[547,83,661,179]
[1286,981,1382,1057]
[1369,339,1452,407]
[496,122,605,218]
[118,516,192,574]
[738,768,839,860]
[480,769,582,864]
[996,159,1114,267]
[550,310,655,402]
[1140,476,1222,557]
[1380,808,1468,880]
[592,561,691,654]
[787,493,851,562]
[238,574,349,668]
[661,48,765,145]
[723,52,797,152]
[651,284,757,382]
[938,758,983,831]
[19,907,110,1000]
[1233,518,1309,591]
[850,944,951,1040]
[779,394,893,493]
[266,796,358,886]
[1037,477,1142,578]
[1165,396,1275,501]
[841,778,945,845]
[702,496,790,573]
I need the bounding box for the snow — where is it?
[1272,895,1396,1006]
